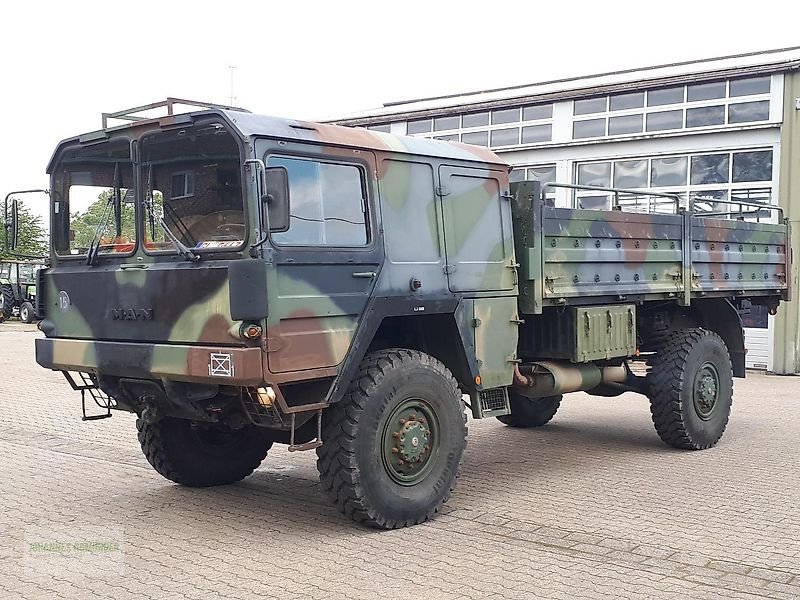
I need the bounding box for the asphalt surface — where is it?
[1,326,799,599]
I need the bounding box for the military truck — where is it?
[28,99,789,529]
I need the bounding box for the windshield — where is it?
[52,139,136,256]
[140,123,245,253]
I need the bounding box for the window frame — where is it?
[51,137,139,260]
[138,119,249,257]
[263,152,373,249]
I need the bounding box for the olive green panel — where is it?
[575,304,636,362]
[470,296,519,389]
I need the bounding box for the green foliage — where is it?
[70,189,136,251]
[2,202,47,259]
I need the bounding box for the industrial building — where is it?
[333,47,800,374]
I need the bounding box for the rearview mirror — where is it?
[4,197,19,251]
[264,167,290,233]
[9,199,19,251]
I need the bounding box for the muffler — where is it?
[513,360,626,398]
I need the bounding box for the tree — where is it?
[2,201,47,259]
[69,189,136,251]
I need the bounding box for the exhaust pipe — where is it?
[513,361,626,398]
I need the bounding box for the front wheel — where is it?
[136,417,273,487]
[20,302,34,323]
[647,328,733,450]
[317,349,467,529]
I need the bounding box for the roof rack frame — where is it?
[101,97,250,130]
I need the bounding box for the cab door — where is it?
[256,140,382,374]
[438,165,516,293]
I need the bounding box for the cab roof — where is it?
[48,108,508,173]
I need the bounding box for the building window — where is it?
[490,127,520,147]
[610,92,644,111]
[646,110,683,131]
[728,101,770,124]
[608,114,643,135]
[648,86,684,106]
[522,124,552,144]
[461,131,488,146]
[574,149,774,215]
[691,154,729,185]
[407,119,432,134]
[570,75,772,140]
[613,160,648,188]
[577,162,611,187]
[730,76,770,97]
[367,124,391,133]
[573,118,606,139]
[462,112,489,127]
[732,150,772,182]
[434,116,460,131]
[523,104,553,120]
[492,108,520,124]
[574,97,608,115]
[687,81,726,102]
[686,105,725,128]
[651,157,688,187]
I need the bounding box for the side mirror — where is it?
[10,199,18,251]
[264,167,290,233]
[4,198,19,251]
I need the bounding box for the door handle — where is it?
[120,263,149,270]
[352,271,376,279]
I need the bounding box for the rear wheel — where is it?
[136,417,273,487]
[497,391,562,428]
[20,302,34,323]
[317,349,467,529]
[0,284,13,318]
[647,328,733,450]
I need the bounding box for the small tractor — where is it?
[0,259,42,323]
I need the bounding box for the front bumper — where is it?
[35,338,264,385]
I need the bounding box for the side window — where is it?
[266,156,368,246]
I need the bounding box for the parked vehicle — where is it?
[0,259,42,322]
[27,99,789,528]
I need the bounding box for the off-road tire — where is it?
[20,302,34,323]
[497,392,562,427]
[317,349,467,529]
[648,328,733,450]
[0,284,13,318]
[136,417,273,487]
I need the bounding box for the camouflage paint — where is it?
[34,109,789,422]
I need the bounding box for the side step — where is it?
[62,371,114,421]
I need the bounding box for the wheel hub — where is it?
[694,363,720,420]
[382,399,438,485]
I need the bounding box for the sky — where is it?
[2,0,798,225]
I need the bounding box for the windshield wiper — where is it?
[143,164,199,262]
[86,163,120,266]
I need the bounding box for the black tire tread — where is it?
[136,418,271,487]
[648,328,732,450]
[317,348,466,529]
[0,284,14,318]
[497,393,562,428]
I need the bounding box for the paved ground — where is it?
[1,328,799,600]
